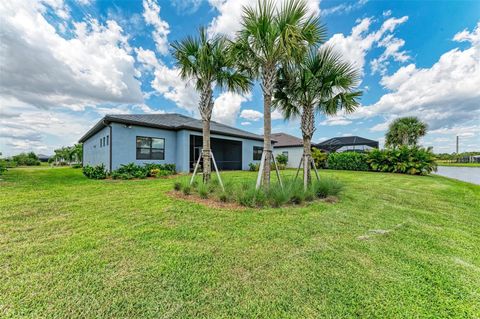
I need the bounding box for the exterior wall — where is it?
[111,123,177,170]
[273,146,303,168]
[83,126,110,169]
[182,130,264,171]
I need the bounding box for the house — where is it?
[37,154,51,162]
[272,133,304,168]
[316,136,379,153]
[78,113,265,172]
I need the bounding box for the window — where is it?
[106,135,109,146]
[103,137,106,147]
[100,138,102,147]
[282,151,289,160]
[253,146,263,160]
[136,136,165,160]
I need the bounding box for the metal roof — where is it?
[316,136,379,151]
[78,113,265,143]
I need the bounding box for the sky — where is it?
[0,0,479,156]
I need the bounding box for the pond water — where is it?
[434,166,480,185]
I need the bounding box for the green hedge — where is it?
[83,163,176,180]
[326,147,437,175]
[327,152,369,171]
[367,146,437,175]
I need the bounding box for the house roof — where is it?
[78,113,265,143]
[316,136,379,151]
[271,133,303,148]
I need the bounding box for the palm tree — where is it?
[230,0,325,188]
[274,46,362,189]
[172,28,251,182]
[385,117,428,148]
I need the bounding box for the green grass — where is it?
[436,162,480,167]
[1,167,479,318]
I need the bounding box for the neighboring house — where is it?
[272,133,304,168]
[37,154,51,162]
[317,136,379,153]
[78,113,264,172]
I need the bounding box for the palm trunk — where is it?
[199,84,214,183]
[202,118,211,183]
[261,65,276,188]
[301,104,315,190]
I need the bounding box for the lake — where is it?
[434,166,480,185]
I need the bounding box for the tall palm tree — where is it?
[172,28,251,182]
[230,0,325,188]
[274,46,362,188]
[385,117,428,148]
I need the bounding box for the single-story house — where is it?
[317,136,379,153]
[78,113,265,172]
[272,133,304,168]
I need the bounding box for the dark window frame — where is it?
[253,146,263,161]
[136,136,165,160]
[106,135,109,146]
[282,151,289,160]
[100,138,102,147]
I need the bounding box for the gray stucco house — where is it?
[78,113,264,173]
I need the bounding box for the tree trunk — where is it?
[199,84,214,183]
[301,104,315,190]
[261,65,276,188]
[202,118,211,183]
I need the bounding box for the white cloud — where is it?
[383,10,392,17]
[321,0,368,17]
[352,22,480,149]
[212,92,251,126]
[240,109,263,121]
[272,109,284,120]
[453,21,480,44]
[142,0,170,55]
[324,15,409,76]
[207,0,320,38]
[370,34,410,75]
[0,0,143,111]
[171,0,203,14]
[241,121,251,126]
[320,116,352,126]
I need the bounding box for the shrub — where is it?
[144,163,176,174]
[367,146,437,175]
[237,184,267,207]
[182,185,192,195]
[248,162,259,171]
[173,182,182,191]
[82,164,107,179]
[266,183,290,207]
[71,163,82,169]
[276,153,288,165]
[312,148,328,168]
[313,178,344,198]
[0,160,7,175]
[288,181,305,204]
[12,152,41,166]
[197,183,209,199]
[327,152,369,171]
[113,163,148,179]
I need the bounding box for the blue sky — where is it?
[0,0,479,156]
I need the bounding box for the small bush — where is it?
[82,164,107,179]
[276,153,288,165]
[238,184,267,207]
[288,182,305,204]
[266,184,290,207]
[313,178,344,198]
[183,185,192,195]
[248,162,259,171]
[0,160,7,175]
[173,182,182,191]
[114,163,148,179]
[71,163,82,169]
[312,148,328,168]
[327,152,369,171]
[197,183,209,199]
[219,192,229,202]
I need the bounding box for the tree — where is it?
[274,46,361,188]
[230,0,325,188]
[385,117,427,148]
[172,28,251,182]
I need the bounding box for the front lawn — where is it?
[1,167,479,318]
